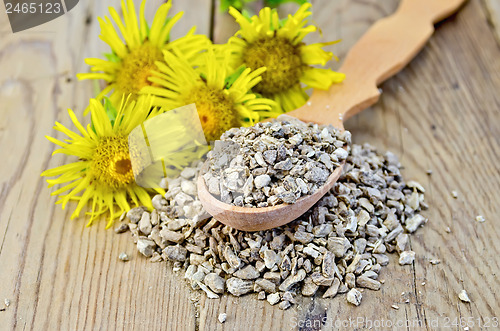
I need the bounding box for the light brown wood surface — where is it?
[0,0,499,330]
[290,0,466,128]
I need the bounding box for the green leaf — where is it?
[241,9,254,21]
[103,97,118,127]
[220,0,243,11]
[90,97,118,133]
[224,65,247,89]
[220,0,256,12]
[265,0,309,8]
[220,0,309,14]
[104,52,121,63]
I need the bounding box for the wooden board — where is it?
[484,0,500,44]
[0,0,499,330]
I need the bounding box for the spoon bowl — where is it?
[197,0,466,231]
[198,160,344,231]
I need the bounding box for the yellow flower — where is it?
[77,0,209,110]
[41,96,164,228]
[227,3,345,112]
[141,49,277,141]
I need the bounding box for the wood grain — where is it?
[212,0,241,44]
[289,0,466,129]
[1,0,499,330]
[483,0,500,46]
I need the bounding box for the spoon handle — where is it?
[287,0,466,128]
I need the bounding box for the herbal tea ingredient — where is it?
[203,117,351,207]
[120,143,427,309]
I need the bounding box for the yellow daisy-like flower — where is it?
[227,3,345,112]
[41,96,164,228]
[77,0,209,110]
[141,49,276,141]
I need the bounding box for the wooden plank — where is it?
[0,1,210,330]
[0,0,499,330]
[483,0,500,46]
[278,0,399,71]
[338,0,500,328]
[212,0,243,44]
[201,0,500,330]
[169,0,212,38]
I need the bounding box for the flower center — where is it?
[115,42,164,97]
[243,37,303,95]
[183,84,238,141]
[92,136,135,189]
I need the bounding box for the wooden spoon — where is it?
[198,0,466,231]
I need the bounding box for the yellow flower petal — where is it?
[228,3,344,113]
[142,48,276,141]
[80,0,210,103]
[301,68,346,90]
[42,96,164,226]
